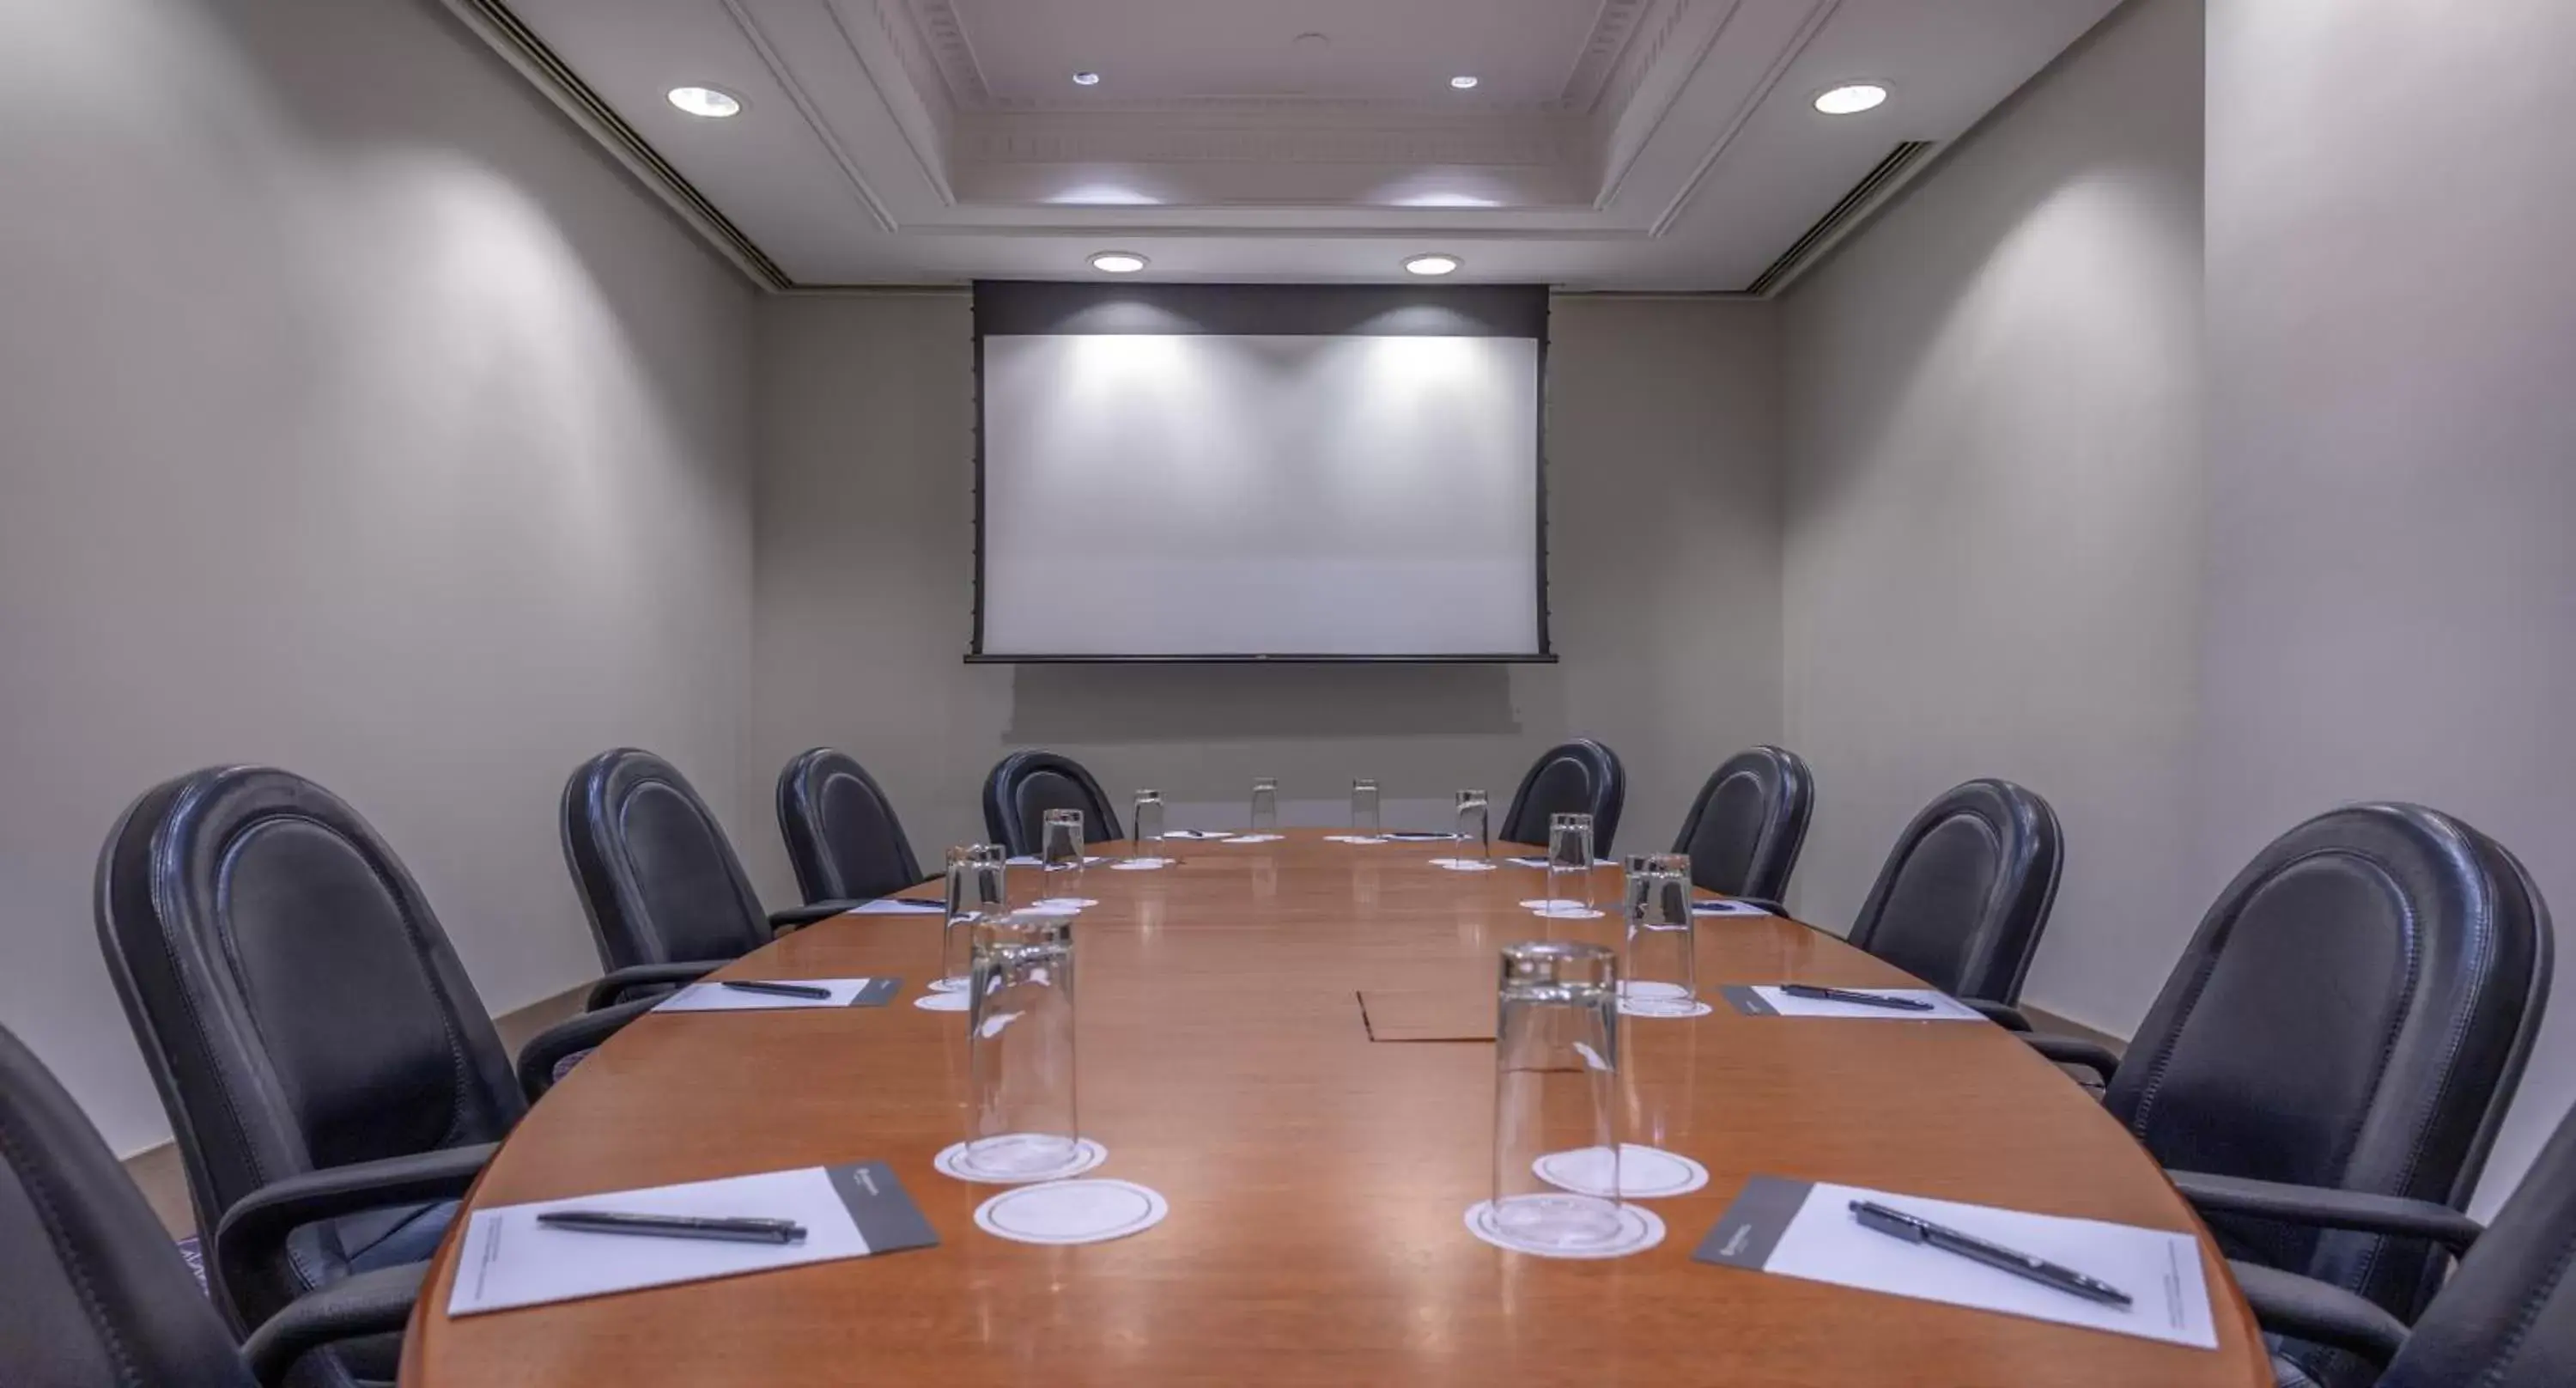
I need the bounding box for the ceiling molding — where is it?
[951,108,1578,170]
[1564,0,1662,112]
[1594,0,1738,211]
[718,0,902,230]
[895,0,990,106]
[1647,0,1840,235]
[436,0,792,289]
[823,0,961,204]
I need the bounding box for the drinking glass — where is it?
[1130,789,1166,860]
[1040,808,1085,900]
[1249,777,1279,834]
[1546,813,1596,910]
[1351,778,1382,837]
[964,910,1082,1179]
[1621,853,1698,1015]
[1491,941,1625,1251]
[1454,789,1492,860]
[940,843,1008,989]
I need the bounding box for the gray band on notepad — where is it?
[848,978,902,1008]
[1719,985,1777,1016]
[825,1162,939,1254]
[1694,1176,1814,1269]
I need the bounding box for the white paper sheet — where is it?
[1761,1183,2217,1348]
[449,1167,867,1316]
[1005,855,1108,867]
[1749,986,1984,1021]
[848,898,946,915]
[653,979,880,1013]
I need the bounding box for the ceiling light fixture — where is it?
[1072,70,1103,87]
[1449,75,1479,90]
[1812,82,1889,115]
[1089,251,1149,274]
[666,86,744,118]
[1403,253,1462,277]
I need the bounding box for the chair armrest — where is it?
[517,995,660,1099]
[770,901,863,931]
[1965,1000,2034,1032]
[2168,1171,2484,1257]
[240,1261,427,1388]
[584,961,725,1011]
[2023,1032,2123,1082]
[213,1145,495,1312]
[2227,1261,2411,1368]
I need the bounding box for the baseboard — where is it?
[121,983,593,1239]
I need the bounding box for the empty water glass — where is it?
[1351,778,1382,837]
[1455,789,1492,860]
[1622,853,1698,1015]
[1040,808,1085,898]
[1546,813,1596,910]
[941,844,1008,989]
[1490,941,1625,1251]
[963,910,1082,1179]
[1131,789,1166,860]
[1249,777,1279,833]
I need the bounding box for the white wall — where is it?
[2202,0,2576,1210]
[1780,0,2205,1035]
[744,293,1783,892]
[0,0,755,1154]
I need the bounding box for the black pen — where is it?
[1783,983,1935,1012]
[720,980,835,1001]
[538,1210,808,1245]
[1849,1200,2132,1306]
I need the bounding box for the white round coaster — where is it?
[914,991,969,1012]
[1462,1200,1665,1259]
[1430,858,1500,872]
[927,976,969,993]
[934,1136,1109,1184]
[1224,833,1285,843]
[1109,857,1174,871]
[1321,834,1388,844]
[1532,1144,1710,1199]
[1530,904,1607,920]
[975,1179,1168,1245]
[1030,897,1097,910]
[1520,898,1596,910]
[1619,997,1715,1019]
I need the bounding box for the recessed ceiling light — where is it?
[1449,75,1480,90]
[1813,82,1888,115]
[666,86,744,119]
[1403,253,1462,277]
[1089,251,1148,274]
[1072,70,1103,87]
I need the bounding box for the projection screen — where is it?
[972,283,1550,661]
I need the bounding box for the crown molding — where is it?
[951,108,1579,169]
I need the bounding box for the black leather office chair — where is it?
[94,767,637,1386]
[562,749,855,1008]
[0,1022,416,1388]
[1498,739,1626,853]
[776,747,927,904]
[1669,746,1813,907]
[981,751,1122,855]
[1841,778,2062,1008]
[2021,804,2551,1388]
[2233,1097,2576,1387]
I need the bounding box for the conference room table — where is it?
[399,830,2269,1386]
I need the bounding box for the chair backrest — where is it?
[1498,739,1627,853]
[2383,1099,2576,1388]
[1843,778,2063,1004]
[0,1022,252,1388]
[2106,803,2551,1383]
[94,766,522,1330]
[1669,746,1814,902]
[562,748,770,970]
[981,751,1122,856]
[775,748,925,904]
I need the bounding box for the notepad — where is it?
[1695,1177,2216,1348]
[447,1161,937,1316]
[1005,855,1109,867]
[1718,985,1983,1021]
[848,898,945,915]
[653,978,900,1012]
[1691,898,1771,918]
[1503,855,1619,868]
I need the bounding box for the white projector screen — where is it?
[979,331,1543,658]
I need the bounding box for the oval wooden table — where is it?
[401,831,2268,1386]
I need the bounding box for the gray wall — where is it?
[1780,0,2206,1035]
[744,293,1783,893]
[0,0,755,1154]
[2202,0,2576,1209]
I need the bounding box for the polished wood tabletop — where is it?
[401,831,2267,1386]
